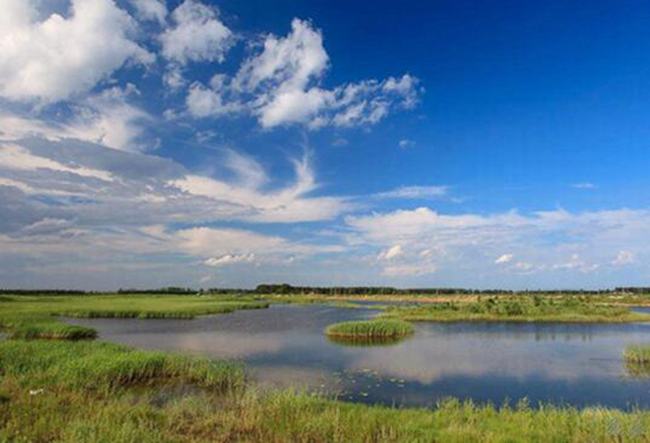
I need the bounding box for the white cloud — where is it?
[552,254,599,273]
[398,139,415,149]
[163,65,187,90]
[375,185,448,200]
[377,244,403,261]
[160,0,233,65]
[183,19,422,127]
[495,254,513,264]
[129,0,167,24]
[572,182,596,189]
[204,253,255,267]
[345,206,650,279]
[0,144,113,181]
[66,86,153,152]
[186,82,241,118]
[168,153,350,222]
[0,0,153,104]
[612,250,634,266]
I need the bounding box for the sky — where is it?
[1,0,650,290]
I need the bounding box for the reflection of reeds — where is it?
[325,319,414,339]
[326,334,408,347]
[624,345,650,377]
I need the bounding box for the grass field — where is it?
[382,295,650,323]
[2,293,650,441]
[0,294,268,339]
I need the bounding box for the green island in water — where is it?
[2,290,650,442]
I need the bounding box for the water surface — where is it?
[67,303,650,409]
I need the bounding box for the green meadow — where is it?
[382,295,650,323]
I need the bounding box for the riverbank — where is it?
[0,294,268,339]
[380,295,650,323]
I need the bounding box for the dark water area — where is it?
[66,304,650,409]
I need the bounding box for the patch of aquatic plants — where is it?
[9,321,97,340]
[384,295,650,323]
[325,319,414,339]
[624,345,650,377]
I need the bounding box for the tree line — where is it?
[1,284,648,296]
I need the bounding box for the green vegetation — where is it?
[1,340,650,442]
[2,293,650,441]
[325,319,414,339]
[624,345,650,377]
[383,295,650,323]
[9,322,97,340]
[0,294,269,340]
[625,345,650,364]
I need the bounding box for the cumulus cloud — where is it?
[185,81,241,118]
[129,0,167,24]
[160,0,233,65]
[186,19,422,128]
[345,206,650,279]
[398,139,415,149]
[0,0,153,104]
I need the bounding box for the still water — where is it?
[67,303,650,409]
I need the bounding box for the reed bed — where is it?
[623,345,650,377]
[325,319,414,338]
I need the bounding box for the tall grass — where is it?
[10,322,97,340]
[624,345,650,377]
[0,340,245,392]
[325,319,414,338]
[1,342,649,443]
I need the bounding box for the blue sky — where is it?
[1,0,650,289]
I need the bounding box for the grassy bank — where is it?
[382,295,650,323]
[0,294,269,339]
[325,319,414,338]
[2,340,650,442]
